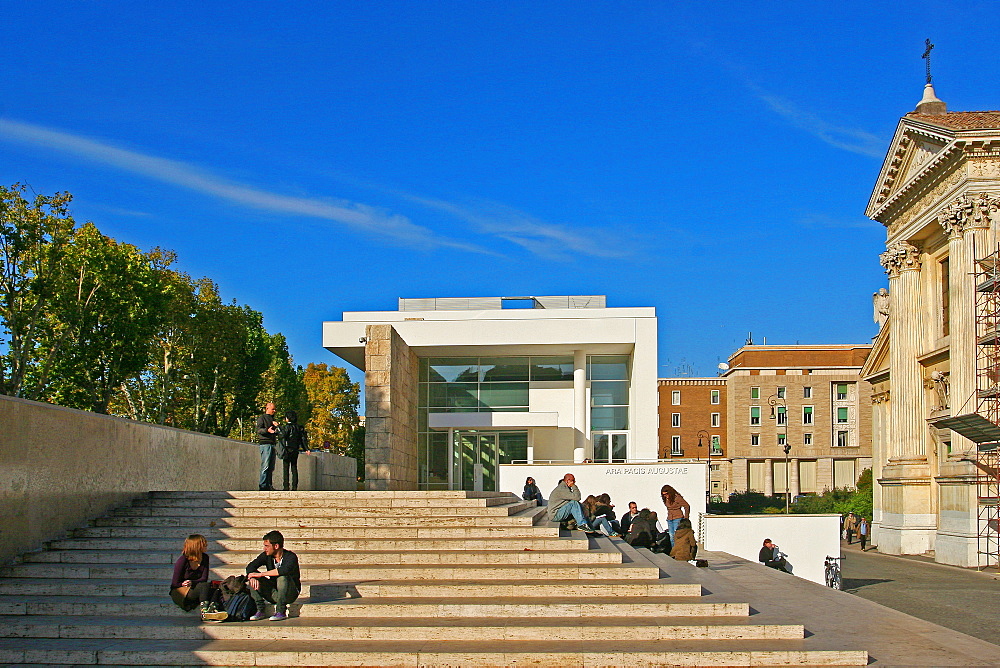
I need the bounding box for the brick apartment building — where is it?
[659,344,873,501]
[657,378,727,501]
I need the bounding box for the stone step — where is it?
[312,579,697,598]
[0,563,658,581]
[0,615,805,641]
[71,524,560,539]
[0,580,314,599]
[110,502,536,518]
[148,490,514,499]
[134,495,522,508]
[91,512,544,528]
[46,535,588,552]
[23,548,621,566]
[0,637,870,666]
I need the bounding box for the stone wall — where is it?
[0,395,355,565]
[363,324,419,490]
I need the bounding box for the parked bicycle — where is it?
[824,555,842,589]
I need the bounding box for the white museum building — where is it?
[323,295,658,491]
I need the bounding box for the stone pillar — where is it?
[764,458,774,496]
[790,458,800,498]
[942,200,978,432]
[881,241,925,461]
[363,324,419,490]
[573,349,586,463]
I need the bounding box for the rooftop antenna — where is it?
[922,38,934,84]
[746,332,753,346]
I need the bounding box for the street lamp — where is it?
[697,429,711,505]
[767,394,791,513]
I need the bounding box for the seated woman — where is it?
[582,494,618,537]
[594,493,621,536]
[522,477,543,504]
[669,518,698,561]
[170,534,214,612]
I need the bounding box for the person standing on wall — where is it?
[660,485,690,540]
[256,402,279,491]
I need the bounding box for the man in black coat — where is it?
[247,530,301,621]
[758,538,789,572]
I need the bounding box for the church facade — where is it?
[862,83,1000,566]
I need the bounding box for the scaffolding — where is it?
[974,248,1000,570]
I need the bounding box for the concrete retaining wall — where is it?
[0,395,356,564]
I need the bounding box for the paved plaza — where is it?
[841,539,1000,646]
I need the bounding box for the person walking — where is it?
[859,517,870,551]
[844,512,858,545]
[256,402,279,491]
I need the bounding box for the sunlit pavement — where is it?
[841,540,1000,645]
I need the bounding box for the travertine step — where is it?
[71,524,561,539]
[133,495,523,508]
[23,548,622,565]
[110,502,536,517]
[46,535,588,552]
[147,490,514,499]
[313,579,696,598]
[91,511,544,528]
[0,637,870,666]
[0,614,805,640]
[0,563,658,581]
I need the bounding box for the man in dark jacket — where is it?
[247,530,300,621]
[758,538,789,572]
[620,501,640,536]
[256,403,279,491]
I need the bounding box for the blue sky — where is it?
[3,1,998,385]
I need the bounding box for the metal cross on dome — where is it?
[922,38,935,84]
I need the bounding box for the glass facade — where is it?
[417,356,572,489]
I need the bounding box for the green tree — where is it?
[0,184,76,398]
[255,333,308,426]
[34,222,168,413]
[302,362,360,454]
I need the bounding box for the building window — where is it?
[710,389,720,404]
[776,406,787,426]
[671,413,680,427]
[750,387,760,400]
[803,386,812,399]
[710,463,720,471]
[836,383,849,400]
[710,435,722,455]
[711,412,720,428]
[837,431,849,447]
[777,386,786,399]
[837,407,849,423]
[589,355,630,434]
[671,435,682,455]
[750,406,761,425]
[778,433,786,446]
[751,433,760,446]
[804,433,812,445]
[671,390,681,405]
[802,405,813,425]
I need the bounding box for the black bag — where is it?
[223,591,257,622]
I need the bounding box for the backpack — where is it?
[626,518,655,548]
[223,591,257,622]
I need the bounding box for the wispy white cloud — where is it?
[796,212,878,229]
[0,118,487,253]
[746,85,886,158]
[395,194,631,262]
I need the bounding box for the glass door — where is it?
[592,432,628,463]
[453,431,499,491]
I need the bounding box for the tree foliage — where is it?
[2,184,360,444]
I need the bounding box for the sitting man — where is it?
[547,473,592,532]
[758,538,789,573]
[246,530,300,621]
[620,501,640,536]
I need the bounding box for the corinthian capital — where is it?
[940,196,972,238]
[880,241,922,277]
[974,192,999,229]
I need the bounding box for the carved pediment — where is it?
[867,119,956,221]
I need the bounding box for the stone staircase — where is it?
[0,491,867,666]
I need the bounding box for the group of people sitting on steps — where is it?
[535,473,698,562]
[169,530,301,622]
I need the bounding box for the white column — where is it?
[764,459,774,496]
[526,429,535,465]
[882,241,925,461]
[573,349,587,463]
